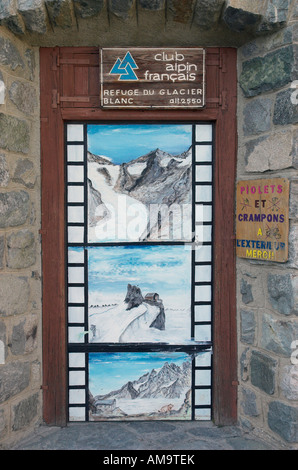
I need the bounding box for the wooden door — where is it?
[40,47,237,426]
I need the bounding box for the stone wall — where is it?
[0,26,41,448]
[237,6,298,448]
[0,0,297,450]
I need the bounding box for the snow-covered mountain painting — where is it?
[88,245,192,344]
[87,124,193,242]
[89,352,192,420]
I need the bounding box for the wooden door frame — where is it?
[40,47,237,426]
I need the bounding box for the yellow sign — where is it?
[236,178,289,262]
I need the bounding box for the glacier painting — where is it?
[87,124,193,242]
[88,245,192,344]
[88,352,192,420]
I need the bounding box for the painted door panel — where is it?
[66,122,213,421]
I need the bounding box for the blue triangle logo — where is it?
[109,52,138,81]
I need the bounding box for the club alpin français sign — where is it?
[100,48,205,109]
[236,178,289,263]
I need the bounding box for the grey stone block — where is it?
[250,350,277,394]
[193,0,224,29]
[243,98,272,136]
[11,320,26,356]
[12,158,36,189]
[261,313,298,356]
[292,128,298,169]
[240,309,256,344]
[268,273,293,315]
[0,361,30,403]
[280,365,298,400]
[25,49,36,81]
[45,0,73,28]
[0,36,24,71]
[7,229,36,269]
[273,88,298,126]
[268,401,298,442]
[0,113,30,154]
[257,0,290,33]
[245,131,293,173]
[241,387,259,417]
[0,235,4,270]
[0,191,30,228]
[9,81,37,115]
[240,46,294,98]
[0,0,26,35]
[0,275,30,316]
[73,0,104,18]
[0,74,5,105]
[240,279,253,304]
[0,320,7,358]
[139,0,165,10]
[12,393,39,431]
[0,154,9,187]
[222,6,261,33]
[240,347,250,381]
[167,0,195,24]
[17,0,47,34]
[109,0,134,20]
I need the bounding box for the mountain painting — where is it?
[87,124,193,242]
[88,245,192,344]
[88,352,192,420]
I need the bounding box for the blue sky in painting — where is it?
[88,352,191,396]
[87,124,192,164]
[87,245,191,307]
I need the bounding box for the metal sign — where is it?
[100,48,205,109]
[236,178,289,263]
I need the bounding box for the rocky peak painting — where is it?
[88,245,191,344]
[88,352,192,421]
[87,124,193,242]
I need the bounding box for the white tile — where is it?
[67,145,84,162]
[195,225,212,243]
[68,266,85,284]
[195,389,211,405]
[68,206,84,223]
[195,350,212,367]
[195,204,212,223]
[68,407,86,421]
[195,185,212,202]
[195,408,211,420]
[68,306,85,324]
[195,369,211,386]
[195,324,211,342]
[195,245,212,262]
[195,145,212,162]
[67,165,84,183]
[68,326,85,343]
[195,285,211,302]
[69,389,86,404]
[195,165,212,182]
[195,305,211,322]
[68,226,84,243]
[67,124,84,142]
[195,124,212,142]
[68,186,84,203]
[69,370,85,386]
[69,352,85,368]
[68,286,84,303]
[68,248,85,264]
[195,265,212,282]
